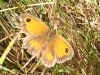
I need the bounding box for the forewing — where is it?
[54,35,74,63]
[20,14,50,36]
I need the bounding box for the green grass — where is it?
[0,0,100,75]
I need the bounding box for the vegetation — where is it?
[0,0,100,75]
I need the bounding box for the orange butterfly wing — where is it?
[23,35,48,57]
[54,35,74,63]
[20,14,74,68]
[20,14,50,56]
[40,39,56,68]
[20,14,50,36]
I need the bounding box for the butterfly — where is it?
[19,14,74,68]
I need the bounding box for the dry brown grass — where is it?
[0,0,100,75]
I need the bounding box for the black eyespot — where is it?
[65,48,69,53]
[26,18,31,22]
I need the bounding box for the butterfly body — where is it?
[20,14,74,67]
